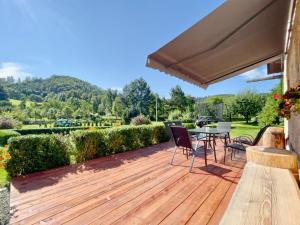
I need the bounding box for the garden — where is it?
[0,75,291,224]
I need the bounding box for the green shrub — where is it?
[130,115,151,126]
[71,130,106,162]
[7,135,70,176]
[182,123,196,129]
[14,127,90,135]
[0,130,21,146]
[71,124,168,160]
[258,83,283,126]
[168,109,182,121]
[6,125,168,176]
[122,108,139,124]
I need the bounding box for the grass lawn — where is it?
[208,121,261,138]
[229,122,260,138]
[9,99,37,107]
[0,169,9,188]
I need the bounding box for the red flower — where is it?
[272,93,281,100]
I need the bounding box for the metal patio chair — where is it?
[216,122,231,143]
[223,125,270,164]
[170,126,208,172]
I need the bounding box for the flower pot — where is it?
[0,184,10,225]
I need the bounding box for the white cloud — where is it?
[240,67,267,80]
[0,62,32,80]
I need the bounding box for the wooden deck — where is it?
[10,141,246,225]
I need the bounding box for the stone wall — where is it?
[286,0,300,157]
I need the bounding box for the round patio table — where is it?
[188,127,230,163]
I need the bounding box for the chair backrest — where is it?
[253,125,270,146]
[163,122,176,140]
[163,121,183,140]
[170,126,192,149]
[217,122,231,132]
[173,121,183,126]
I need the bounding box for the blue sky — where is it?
[0,0,279,98]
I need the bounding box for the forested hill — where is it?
[2,75,104,102]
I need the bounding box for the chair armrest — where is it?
[233,136,253,145]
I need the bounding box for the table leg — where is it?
[212,134,217,163]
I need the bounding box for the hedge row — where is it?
[71,125,168,162]
[7,135,70,176]
[14,126,110,135]
[182,123,196,129]
[7,125,168,176]
[0,130,21,146]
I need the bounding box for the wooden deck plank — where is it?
[11,144,171,203]
[92,164,217,225]
[11,154,182,224]
[10,141,246,225]
[186,166,242,225]
[12,151,172,211]
[159,166,241,225]
[207,171,242,225]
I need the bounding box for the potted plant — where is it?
[273,84,300,119]
[0,146,11,225]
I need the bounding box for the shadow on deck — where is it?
[10,141,246,225]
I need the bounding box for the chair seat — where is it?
[238,138,253,145]
[225,143,246,151]
[192,143,206,151]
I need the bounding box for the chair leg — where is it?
[224,146,227,164]
[170,146,177,165]
[231,148,233,160]
[189,153,196,172]
[228,132,231,143]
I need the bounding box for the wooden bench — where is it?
[220,162,300,225]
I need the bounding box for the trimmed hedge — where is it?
[14,126,110,135]
[70,130,106,162]
[7,135,70,176]
[182,123,196,129]
[14,127,89,135]
[71,125,168,163]
[0,130,21,146]
[7,125,169,175]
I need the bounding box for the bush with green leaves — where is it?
[122,108,139,124]
[0,130,21,146]
[258,83,283,126]
[130,115,151,126]
[182,123,196,129]
[70,130,106,162]
[54,119,81,127]
[14,127,90,135]
[7,134,70,176]
[168,109,182,121]
[6,124,168,176]
[71,124,168,160]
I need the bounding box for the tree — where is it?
[223,96,236,121]
[112,96,126,118]
[19,99,26,110]
[233,91,265,123]
[101,89,117,115]
[123,78,151,115]
[62,106,73,119]
[169,85,186,111]
[0,85,8,100]
[122,107,139,124]
[258,82,282,126]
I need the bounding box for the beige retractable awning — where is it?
[146,0,291,88]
